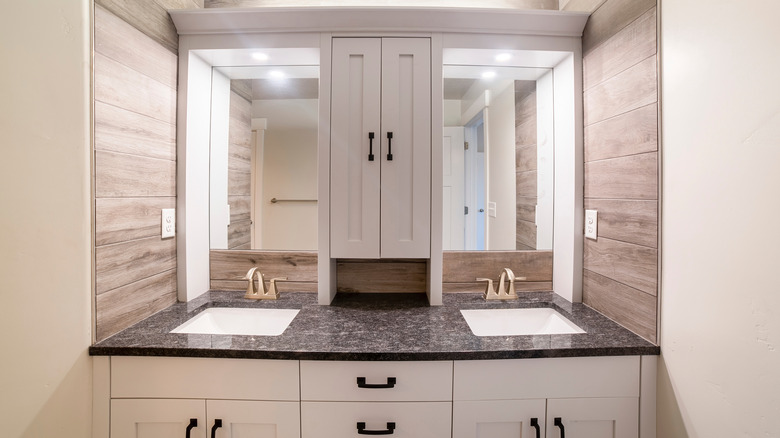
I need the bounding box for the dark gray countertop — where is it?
[89,291,659,360]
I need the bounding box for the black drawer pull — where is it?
[211,419,222,438]
[530,417,540,438]
[386,131,393,161]
[185,418,197,438]
[554,417,565,438]
[368,132,375,161]
[356,377,397,388]
[357,422,396,435]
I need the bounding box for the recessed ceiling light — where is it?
[252,52,269,61]
[495,53,512,62]
[481,71,496,79]
[269,70,286,79]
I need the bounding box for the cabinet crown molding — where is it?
[170,7,588,37]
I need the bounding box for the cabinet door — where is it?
[301,401,451,438]
[330,37,382,259]
[547,398,638,438]
[207,400,300,438]
[379,38,431,258]
[453,400,546,438]
[111,399,206,438]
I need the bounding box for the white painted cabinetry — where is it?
[329,37,431,259]
[300,361,452,437]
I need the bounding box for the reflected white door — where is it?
[443,126,465,250]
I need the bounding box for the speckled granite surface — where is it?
[89,291,659,360]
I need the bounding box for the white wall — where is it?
[209,71,231,249]
[658,1,780,436]
[0,1,93,436]
[486,83,517,250]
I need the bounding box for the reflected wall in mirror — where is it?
[210,63,319,251]
[443,64,553,251]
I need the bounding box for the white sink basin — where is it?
[460,308,585,336]
[171,308,299,336]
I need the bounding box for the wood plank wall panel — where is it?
[93,3,200,341]
[211,250,318,279]
[442,251,553,293]
[227,88,253,249]
[337,260,428,293]
[582,0,659,343]
[515,81,537,250]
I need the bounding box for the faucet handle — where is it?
[265,277,288,299]
[476,277,499,300]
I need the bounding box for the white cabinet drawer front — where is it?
[301,402,451,438]
[454,356,640,400]
[111,398,206,438]
[112,356,299,400]
[300,360,452,401]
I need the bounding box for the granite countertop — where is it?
[90,291,658,360]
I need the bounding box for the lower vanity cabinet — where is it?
[453,356,642,438]
[105,357,301,438]
[299,361,453,438]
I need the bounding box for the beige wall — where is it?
[0,1,93,436]
[658,0,780,436]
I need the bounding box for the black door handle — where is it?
[530,418,540,438]
[356,377,397,388]
[357,422,396,435]
[368,132,375,161]
[185,418,197,438]
[554,417,565,438]
[386,132,393,161]
[211,419,222,438]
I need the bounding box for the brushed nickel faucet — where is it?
[476,268,526,300]
[244,267,287,300]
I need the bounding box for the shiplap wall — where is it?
[581,0,658,343]
[93,1,201,341]
[227,81,253,249]
[515,81,537,250]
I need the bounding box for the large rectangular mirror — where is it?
[207,50,319,251]
[443,59,554,251]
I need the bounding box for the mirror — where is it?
[442,63,554,251]
[208,54,319,251]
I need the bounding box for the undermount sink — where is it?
[460,308,585,336]
[171,308,299,336]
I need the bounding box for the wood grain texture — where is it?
[95,237,177,294]
[95,150,176,198]
[95,269,177,341]
[231,79,253,101]
[583,7,656,90]
[442,251,552,282]
[228,220,252,249]
[585,103,657,162]
[210,279,318,292]
[337,259,427,293]
[516,219,537,249]
[584,199,657,248]
[582,0,655,55]
[228,170,251,196]
[584,237,657,295]
[227,89,252,248]
[584,55,657,126]
[516,170,537,197]
[95,197,176,246]
[229,195,251,222]
[585,152,657,200]
[210,250,318,281]
[96,0,180,54]
[516,202,536,223]
[94,5,177,88]
[444,281,551,293]
[583,269,656,343]
[516,144,537,172]
[94,101,176,161]
[94,52,177,125]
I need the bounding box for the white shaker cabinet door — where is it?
[330,38,382,259]
[453,399,547,438]
[546,398,639,438]
[111,399,206,438]
[207,400,301,438]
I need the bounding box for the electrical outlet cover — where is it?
[161,208,176,238]
[585,209,597,240]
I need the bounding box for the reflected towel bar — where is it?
[270,198,318,203]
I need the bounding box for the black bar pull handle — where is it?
[530,418,540,438]
[386,132,393,161]
[368,132,375,161]
[211,419,222,438]
[357,422,396,435]
[554,417,565,438]
[185,418,198,438]
[356,377,397,389]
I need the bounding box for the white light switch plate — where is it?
[161,208,175,239]
[585,209,597,240]
[488,202,497,218]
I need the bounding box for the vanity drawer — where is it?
[300,360,453,401]
[111,356,300,401]
[301,401,451,438]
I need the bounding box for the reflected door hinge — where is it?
[464,206,469,215]
[464,141,469,150]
